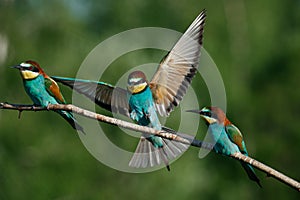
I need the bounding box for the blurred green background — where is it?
[0,0,299,199]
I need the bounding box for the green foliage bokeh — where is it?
[0,0,299,199]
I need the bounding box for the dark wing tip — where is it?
[197,9,207,46]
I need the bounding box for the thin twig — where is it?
[232,152,300,191]
[0,102,299,191]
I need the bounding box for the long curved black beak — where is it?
[185,109,201,114]
[11,65,22,69]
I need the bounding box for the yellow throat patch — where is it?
[128,82,147,94]
[201,115,218,124]
[21,70,39,80]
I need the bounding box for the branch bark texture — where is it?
[1,102,299,191]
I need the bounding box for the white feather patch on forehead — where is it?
[20,63,32,67]
[201,107,210,112]
[129,77,143,83]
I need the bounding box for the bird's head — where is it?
[127,70,148,94]
[12,60,45,80]
[186,106,231,125]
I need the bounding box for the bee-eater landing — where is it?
[12,60,84,133]
[52,9,207,170]
[187,107,262,187]
[127,70,182,170]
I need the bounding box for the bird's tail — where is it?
[129,135,189,171]
[57,110,85,134]
[240,161,262,187]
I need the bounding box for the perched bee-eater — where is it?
[52,10,206,170]
[187,107,261,187]
[12,60,84,133]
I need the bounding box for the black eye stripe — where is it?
[26,65,39,72]
[206,112,211,117]
[32,67,39,72]
[201,111,211,117]
[137,79,145,84]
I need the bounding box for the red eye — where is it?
[29,66,33,70]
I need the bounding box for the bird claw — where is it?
[46,104,51,111]
[31,105,37,111]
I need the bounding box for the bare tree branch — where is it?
[232,152,300,191]
[1,102,299,191]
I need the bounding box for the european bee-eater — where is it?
[12,60,84,133]
[187,107,261,187]
[52,10,206,170]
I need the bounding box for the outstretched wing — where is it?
[225,124,248,155]
[51,76,130,117]
[150,10,206,116]
[44,77,66,104]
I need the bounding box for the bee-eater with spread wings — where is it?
[52,10,206,170]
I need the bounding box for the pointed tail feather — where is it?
[57,110,85,134]
[129,137,159,168]
[240,162,262,187]
[129,136,189,170]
